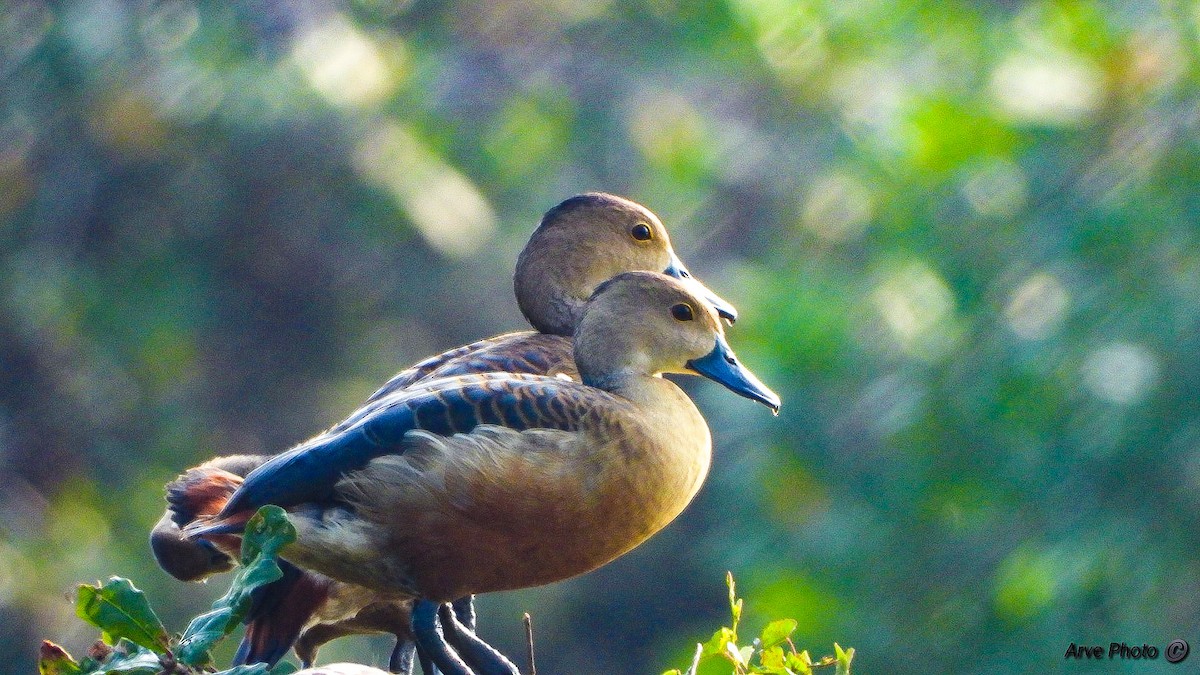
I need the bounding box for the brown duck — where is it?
[152,194,738,670]
[185,271,778,675]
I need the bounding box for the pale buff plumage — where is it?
[154,194,743,668]
[288,392,709,601]
[154,193,732,582]
[190,272,775,607]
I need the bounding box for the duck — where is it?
[366,191,737,400]
[184,271,779,675]
[150,194,738,670]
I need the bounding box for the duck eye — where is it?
[631,223,652,241]
[671,303,694,321]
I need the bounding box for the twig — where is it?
[684,642,703,675]
[523,612,536,675]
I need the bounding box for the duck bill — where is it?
[664,252,738,324]
[686,335,781,414]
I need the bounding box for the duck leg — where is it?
[451,596,476,631]
[389,641,418,675]
[416,641,437,675]
[387,597,471,674]
[403,595,471,674]
[438,604,520,675]
[296,617,418,674]
[412,599,473,675]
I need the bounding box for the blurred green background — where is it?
[4,0,1200,673]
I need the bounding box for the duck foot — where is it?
[439,604,519,675]
[389,640,418,675]
[452,595,476,631]
[411,599,520,675]
[413,599,473,674]
[416,640,438,675]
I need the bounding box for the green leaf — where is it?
[39,641,82,675]
[662,671,683,675]
[834,643,854,675]
[75,578,169,652]
[176,506,297,666]
[91,641,161,675]
[270,662,299,675]
[759,618,798,648]
[759,646,786,670]
[702,626,737,658]
[239,504,298,566]
[786,650,813,675]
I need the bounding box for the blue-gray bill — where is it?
[686,335,781,414]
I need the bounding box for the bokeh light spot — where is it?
[1005,272,1068,340]
[1,1,54,70]
[355,123,497,258]
[994,546,1060,623]
[88,92,170,156]
[991,51,1104,125]
[61,0,127,63]
[1082,342,1159,405]
[962,159,1028,218]
[629,91,712,181]
[872,260,958,358]
[292,16,402,108]
[802,172,873,242]
[730,0,828,86]
[139,0,199,53]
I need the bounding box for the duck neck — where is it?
[526,293,586,337]
[585,371,708,440]
[515,233,596,336]
[580,368,639,394]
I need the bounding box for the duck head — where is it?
[574,271,779,412]
[515,193,738,337]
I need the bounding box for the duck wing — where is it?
[364,331,575,405]
[188,372,603,534]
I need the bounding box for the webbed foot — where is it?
[412,599,472,675]
[389,640,418,674]
[410,599,519,675]
[439,603,519,675]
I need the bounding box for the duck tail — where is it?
[233,562,333,667]
[168,467,250,545]
[181,509,254,539]
[167,466,244,525]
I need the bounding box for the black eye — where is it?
[671,303,694,321]
[631,223,652,241]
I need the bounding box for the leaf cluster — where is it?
[39,507,297,675]
[42,507,854,675]
[663,573,853,675]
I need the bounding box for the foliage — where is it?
[663,574,853,675]
[76,578,170,654]
[176,506,298,666]
[40,507,297,675]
